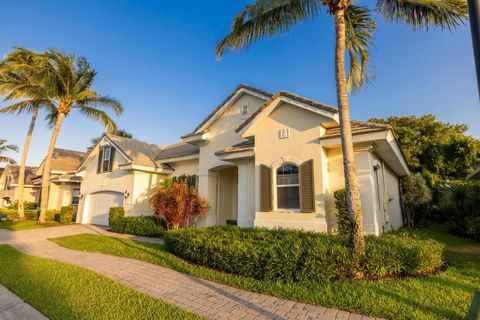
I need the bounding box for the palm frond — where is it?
[0,156,16,164]
[345,5,377,93]
[74,95,124,116]
[376,0,468,30]
[77,106,118,132]
[216,0,322,59]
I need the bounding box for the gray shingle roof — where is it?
[106,134,166,168]
[3,165,37,185]
[156,142,199,160]
[322,121,391,138]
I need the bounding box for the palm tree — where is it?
[0,48,55,219]
[0,140,18,164]
[7,49,123,223]
[216,0,467,268]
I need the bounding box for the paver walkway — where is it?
[0,225,381,320]
[0,284,47,320]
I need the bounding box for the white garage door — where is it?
[87,192,124,226]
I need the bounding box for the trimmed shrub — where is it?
[334,189,351,236]
[5,200,37,210]
[0,209,38,221]
[164,226,444,283]
[56,206,74,224]
[46,210,60,222]
[109,207,164,237]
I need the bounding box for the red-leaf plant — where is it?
[150,179,209,230]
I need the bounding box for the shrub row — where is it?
[109,207,164,237]
[0,207,74,223]
[164,226,444,283]
[0,209,40,221]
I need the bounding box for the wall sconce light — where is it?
[79,193,84,199]
[124,190,130,199]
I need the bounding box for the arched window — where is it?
[276,164,300,209]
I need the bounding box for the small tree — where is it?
[150,179,208,230]
[401,173,432,227]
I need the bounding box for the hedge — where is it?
[164,226,444,283]
[0,209,39,221]
[108,207,164,237]
[334,189,351,236]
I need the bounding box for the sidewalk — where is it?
[0,284,48,320]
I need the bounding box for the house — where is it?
[0,165,38,208]
[76,85,410,235]
[33,148,85,210]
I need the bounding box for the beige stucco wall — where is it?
[197,94,266,227]
[170,159,199,177]
[129,171,166,217]
[326,147,404,235]
[252,103,330,232]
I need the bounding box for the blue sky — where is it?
[0,0,478,166]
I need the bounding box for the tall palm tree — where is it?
[216,0,467,268]
[8,49,123,223]
[0,48,55,219]
[0,140,18,164]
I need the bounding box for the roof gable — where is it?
[36,148,86,176]
[190,84,272,134]
[236,91,339,136]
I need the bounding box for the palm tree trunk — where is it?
[17,109,39,220]
[38,113,65,223]
[334,7,365,271]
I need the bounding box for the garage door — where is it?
[87,192,124,226]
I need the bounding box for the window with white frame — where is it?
[102,146,111,173]
[276,164,300,209]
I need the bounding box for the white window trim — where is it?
[101,146,112,173]
[273,162,301,212]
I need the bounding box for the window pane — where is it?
[103,147,111,160]
[277,186,300,209]
[103,160,110,172]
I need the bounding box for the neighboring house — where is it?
[76,85,410,235]
[0,165,38,208]
[33,148,85,210]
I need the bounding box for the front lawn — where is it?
[0,220,60,231]
[50,225,480,320]
[0,245,201,320]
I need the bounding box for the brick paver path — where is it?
[0,225,382,320]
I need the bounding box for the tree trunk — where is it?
[38,113,65,223]
[17,109,39,220]
[334,8,365,271]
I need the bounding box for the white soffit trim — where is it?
[216,149,255,161]
[196,88,270,134]
[158,154,200,164]
[118,163,173,174]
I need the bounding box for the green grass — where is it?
[0,245,202,320]
[50,225,480,320]
[0,220,61,231]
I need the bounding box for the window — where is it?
[276,164,300,209]
[72,189,80,205]
[98,147,112,173]
[172,175,198,189]
[241,105,249,118]
[5,175,11,190]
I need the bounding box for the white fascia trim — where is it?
[118,163,174,174]
[158,154,200,164]
[182,132,210,144]
[386,131,410,175]
[196,88,270,133]
[9,184,36,188]
[216,149,255,161]
[50,170,67,175]
[320,130,389,148]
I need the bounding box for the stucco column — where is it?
[237,160,255,227]
[198,172,218,227]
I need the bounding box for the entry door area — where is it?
[86,191,124,226]
[217,167,238,225]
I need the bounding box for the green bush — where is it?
[5,200,37,210]
[164,226,444,283]
[334,189,351,236]
[109,207,164,237]
[46,210,60,222]
[0,209,38,221]
[55,206,74,224]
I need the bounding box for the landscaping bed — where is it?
[0,244,201,320]
[108,207,165,237]
[164,226,444,282]
[50,225,479,320]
